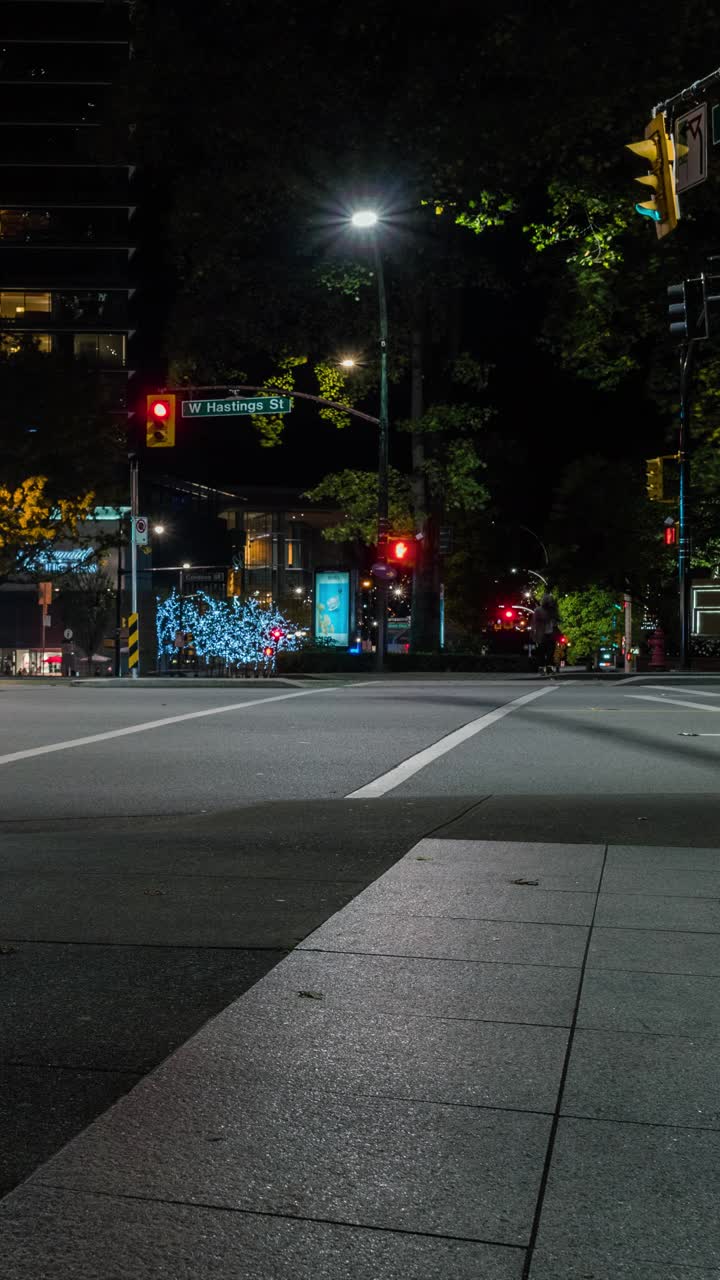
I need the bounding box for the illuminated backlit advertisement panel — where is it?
[314,571,350,647]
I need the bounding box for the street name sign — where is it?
[182,396,292,418]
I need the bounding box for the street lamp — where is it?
[350,208,389,671]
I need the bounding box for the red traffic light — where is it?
[145,394,176,448]
[664,525,677,546]
[504,608,515,620]
[388,536,415,565]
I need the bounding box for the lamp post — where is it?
[351,209,389,671]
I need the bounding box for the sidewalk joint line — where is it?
[520,842,610,1280]
[29,1181,529,1251]
[298,945,584,970]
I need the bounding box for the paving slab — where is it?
[601,865,720,897]
[533,1116,720,1268]
[587,926,720,976]
[0,1066,139,1196]
[605,843,720,872]
[237,948,581,1025]
[529,1254,720,1279]
[352,880,596,925]
[562,1028,720,1128]
[577,968,720,1036]
[0,1187,526,1280]
[386,837,605,891]
[594,892,720,932]
[299,911,588,966]
[197,1000,569,1112]
[29,1057,551,1244]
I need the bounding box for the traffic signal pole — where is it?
[129,453,139,679]
[678,340,696,670]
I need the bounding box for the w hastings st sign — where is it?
[181,396,292,418]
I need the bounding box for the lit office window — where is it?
[0,291,51,319]
[0,333,52,354]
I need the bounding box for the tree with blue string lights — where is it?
[156,591,300,673]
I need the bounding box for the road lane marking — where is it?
[640,685,720,697]
[625,694,720,713]
[0,688,338,767]
[345,685,558,799]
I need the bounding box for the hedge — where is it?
[276,649,533,674]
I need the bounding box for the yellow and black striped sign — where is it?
[128,612,139,670]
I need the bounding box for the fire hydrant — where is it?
[648,628,666,669]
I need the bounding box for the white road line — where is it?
[640,685,720,697]
[0,687,337,767]
[345,685,558,799]
[625,694,720,713]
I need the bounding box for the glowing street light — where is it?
[339,357,357,368]
[350,210,379,228]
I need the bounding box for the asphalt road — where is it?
[2,672,720,1196]
[3,674,720,818]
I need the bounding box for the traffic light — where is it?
[626,113,684,238]
[389,537,415,565]
[663,518,677,546]
[646,457,664,501]
[499,607,516,630]
[667,278,706,341]
[146,394,176,448]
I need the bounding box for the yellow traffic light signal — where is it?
[626,113,686,239]
[646,454,680,502]
[146,394,176,448]
[646,457,664,501]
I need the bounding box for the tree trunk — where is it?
[409,326,441,652]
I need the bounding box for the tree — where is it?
[0,477,95,585]
[558,587,624,665]
[57,572,116,670]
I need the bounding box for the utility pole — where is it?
[129,452,139,679]
[624,591,633,673]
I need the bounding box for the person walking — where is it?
[531,593,560,676]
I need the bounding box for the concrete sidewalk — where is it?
[2,834,720,1277]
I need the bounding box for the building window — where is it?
[0,291,52,320]
[0,333,52,355]
[285,539,303,569]
[73,333,126,366]
[0,209,51,242]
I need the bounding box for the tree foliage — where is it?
[0,477,95,584]
[558,587,624,664]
